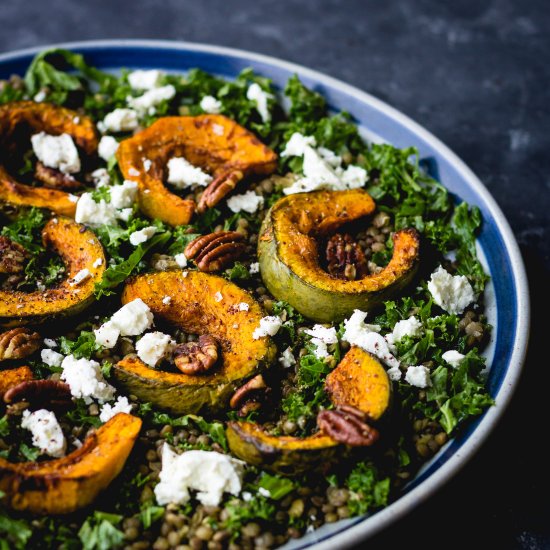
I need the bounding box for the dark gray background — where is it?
[1,1,548,548]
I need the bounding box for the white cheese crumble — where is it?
[167,157,212,189]
[280,132,367,195]
[93,258,103,268]
[60,355,115,404]
[127,85,176,112]
[174,253,187,267]
[214,291,223,302]
[34,90,46,102]
[109,180,138,209]
[21,409,66,458]
[386,366,402,381]
[155,444,244,507]
[40,348,64,367]
[70,268,91,286]
[238,302,249,311]
[246,83,273,123]
[43,338,57,348]
[249,262,260,274]
[31,132,80,174]
[304,325,338,359]
[278,347,296,368]
[129,226,157,246]
[226,191,264,214]
[385,316,423,351]
[98,135,119,161]
[92,168,110,187]
[162,296,172,305]
[427,266,476,314]
[442,350,466,369]
[200,95,223,114]
[100,108,139,133]
[68,194,79,203]
[136,332,175,367]
[99,396,133,423]
[93,321,121,349]
[253,316,283,339]
[405,365,432,388]
[75,193,119,227]
[110,298,154,336]
[128,69,163,90]
[143,158,152,172]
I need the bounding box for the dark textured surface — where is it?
[0,1,548,548]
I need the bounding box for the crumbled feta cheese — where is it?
[214,291,223,302]
[31,132,80,174]
[278,347,296,368]
[238,302,249,311]
[128,69,163,90]
[249,262,260,274]
[75,193,119,227]
[227,191,264,214]
[21,409,66,458]
[200,95,223,114]
[155,444,244,507]
[129,226,157,246]
[386,316,423,351]
[60,355,115,404]
[246,83,273,123]
[70,268,91,286]
[442,350,466,369]
[99,396,132,423]
[427,266,476,314]
[304,325,338,359]
[118,208,133,222]
[143,158,152,172]
[167,157,212,188]
[98,135,119,161]
[68,194,79,203]
[127,84,176,112]
[253,316,283,339]
[162,296,172,305]
[92,168,110,187]
[110,180,138,209]
[110,298,154,336]
[258,487,271,498]
[136,331,175,367]
[405,365,431,388]
[41,348,64,367]
[94,321,120,349]
[174,253,187,267]
[93,258,103,268]
[100,108,139,133]
[43,338,57,348]
[34,90,46,102]
[280,133,317,158]
[386,366,402,381]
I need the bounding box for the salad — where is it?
[0,49,492,550]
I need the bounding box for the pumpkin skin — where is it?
[227,347,392,475]
[258,189,420,322]
[0,101,98,216]
[0,366,34,398]
[0,216,106,327]
[113,271,276,414]
[116,115,277,226]
[0,413,141,514]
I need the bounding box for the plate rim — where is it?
[0,39,531,548]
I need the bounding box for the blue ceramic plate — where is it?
[0,40,530,549]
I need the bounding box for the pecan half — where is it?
[173,335,219,375]
[198,169,244,212]
[229,374,268,412]
[326,233,368,281]
[35,161,84,190]
[317,405,379,447]
[0,328,41,360]
[4,379,72,411]
[0,236,29,274]
[184,231,246,272]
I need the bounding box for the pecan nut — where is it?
[326,233,368,281]
[4,379,72,411]
[173,335,219,375]
[0,328,41,360]
[317,405,379,447]
[35,161,84,190]
[0,236,29,274]
[198,169,244,212]
[184,231,246,272]
[229,374,268,411]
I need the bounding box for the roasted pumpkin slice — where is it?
[258,189,420,322]
[0,366,34,398]
[0,413,141,514]
[116,115,277,225]
[114,271,276,414]
[0,101,98,216]
[226,421,339,476]
[325,346,391,421]
[0,216,106,327]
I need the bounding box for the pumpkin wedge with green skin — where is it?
[0,101,98,216]
[0,366,34,398]
[113,271,276,414]
[116,115,277,226]
[258,189,420,323]
[0,413,141,514]
[227,347,392,475]
[0,216,106,327]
